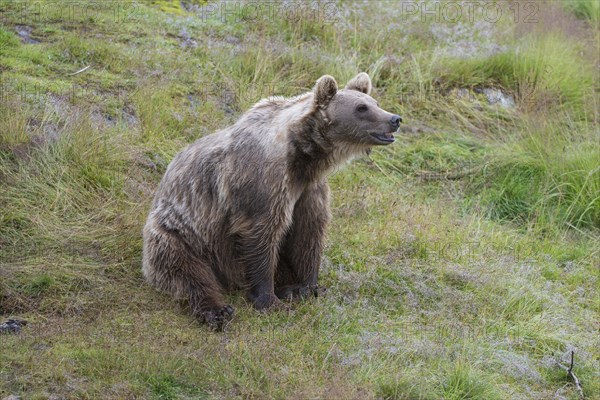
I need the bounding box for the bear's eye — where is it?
[356,105,369,113]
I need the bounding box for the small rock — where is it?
[451,88,474,100]
[0,318,27,334]
[179,28,197,49]
[482,88,515,109]
[15,25,39,44]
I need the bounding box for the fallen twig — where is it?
[557,350,584,399]
[68,65,91,76]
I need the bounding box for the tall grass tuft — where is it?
[564,0,600,22]
[438,33,596,119]
[468,116,599,231]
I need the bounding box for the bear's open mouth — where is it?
[370,131,396,144]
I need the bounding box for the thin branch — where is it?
[557,350,584,399]
[68,65,91,76]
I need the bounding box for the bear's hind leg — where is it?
[143,226,234,330]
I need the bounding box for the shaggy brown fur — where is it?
[142,73,401,329]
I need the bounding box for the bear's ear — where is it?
[345,72,372,95]
[314,75,338,108]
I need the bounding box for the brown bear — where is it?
[142,73,401,329]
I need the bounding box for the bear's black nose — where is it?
[390,115,402,128]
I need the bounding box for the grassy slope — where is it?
[0,0,598,399]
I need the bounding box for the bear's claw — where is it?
[201,305,234,331]
[275,284,326,301]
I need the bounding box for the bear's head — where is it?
[313,73,402,146]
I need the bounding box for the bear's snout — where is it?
[390,115,402,129]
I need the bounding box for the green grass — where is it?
[476,119,600,230]
[565,0,600,22]
[1,1,599,399]
[434,30,597,118]
[441,362,502,400]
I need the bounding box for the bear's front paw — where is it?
[200,305,234,331]
[252,293,287,312]
[275,284,327,300]
[312,284,327,298]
